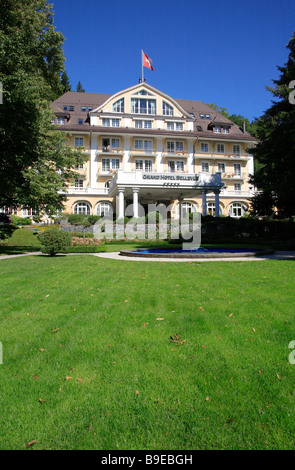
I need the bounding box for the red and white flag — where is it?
[142,51,154,71]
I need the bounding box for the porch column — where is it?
[202,190,207,216]
[118,189,125,219]
[214,190,220,217]
[133,188,139,218]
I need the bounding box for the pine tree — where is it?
[250,32,295,217]
[0,0,87,215]
[76,81,86,93]
[61,70,71,93]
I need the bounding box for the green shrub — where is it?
[37,228,72,256]
[145,211,163,224]
[87,215,101,225]
[11,215,32,225]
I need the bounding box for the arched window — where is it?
[229,203,247,218]
[112,98,124,113]
[73,202,91,215]
[96,202,113,217]
[179,202,197,218]
[207,202,223,216]
[162,101,174,116]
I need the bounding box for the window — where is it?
[74,137,84,147]
[134,140,152,152]
[96,202,113,217]
[63,106,68,111]
[234,163,241,176]
[217,143,225,153]
[200,113,211,119]
[74,162,84,169]
[234,183,241,192]
[102,118,120,127]
[74,178,84,190]
[202,162,209,173]
[73,202,90,215]
[131,98,156,115]
[179,202,197,218]
[135,120,152,129]
[135,159,153,172]
[57,117,65,125]
[81,106,87,112]
[78,119,83,125]
[218,163,226,173]
[166,141,184,153]
[88,107,92,112]
[22,207,38,217]
[233,144,241,156]
[229,203,246,218]
[201,143,209,152]
[102,138,120,151]
[162,101,174,116]
[168,161,184,172]
[222,127,229,134]
[167,122,184,131]
[102,158,120,172]
[69,106,75,111]
[104,180,111,192]
[214,126,221,133]
[207,202,222,216]
[112,98,124,113]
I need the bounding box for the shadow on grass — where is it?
[0,245,41,255]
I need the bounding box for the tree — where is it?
[0,0,87,216]
[250,31,295,218]
[76,80,85,93]
[60,70,71,93]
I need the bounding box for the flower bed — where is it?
[72,236,102,246]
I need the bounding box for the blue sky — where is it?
[52,0,295,121]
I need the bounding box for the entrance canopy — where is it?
[108,170,224,217]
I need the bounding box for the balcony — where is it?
[97,147,124,155]
[130,147,157,157]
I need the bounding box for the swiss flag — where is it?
[142,51,154,71]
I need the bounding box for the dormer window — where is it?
[57,117,65,125]
[131,98,156,115]
[167,122,183,131]
[163,101,174,116]
[112,98,124,113]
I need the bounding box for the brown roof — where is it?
[51,89,256,141]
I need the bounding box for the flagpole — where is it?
[141,49,144,82]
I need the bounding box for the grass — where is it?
[0,254,295,450]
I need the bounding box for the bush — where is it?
[37,228,72,256]
[11,215,32,225]
[145,211,163,224]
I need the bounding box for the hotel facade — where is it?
[47,81,256,221]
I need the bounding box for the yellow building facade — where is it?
[48,81,256,220]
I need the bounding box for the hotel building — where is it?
[48,81,256,221]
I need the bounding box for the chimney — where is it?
[139,77,142,83]
[242,121,246,134]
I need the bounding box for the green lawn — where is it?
[0,254,295,450]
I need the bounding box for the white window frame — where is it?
[134,120,152,129]
[217,143,225,153]
[166,141,184,153]
[102,118,120,127]
[163,101,174,116]
[112,98,124,113]
[74,178,84,190]
[74,137,84,147]
[201,143,209,152]
[234,163,241,176]
[218,162,226,173]
[73,202,90,215]
[135,159,153,172]
[233,144,241,156]
[134,139,153,152]
[229,203,246,218]
[96,202,113,217]
[131,98,156,115]
[102,158,120,172]
[168,160,184,173]
[202,162,210,173]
